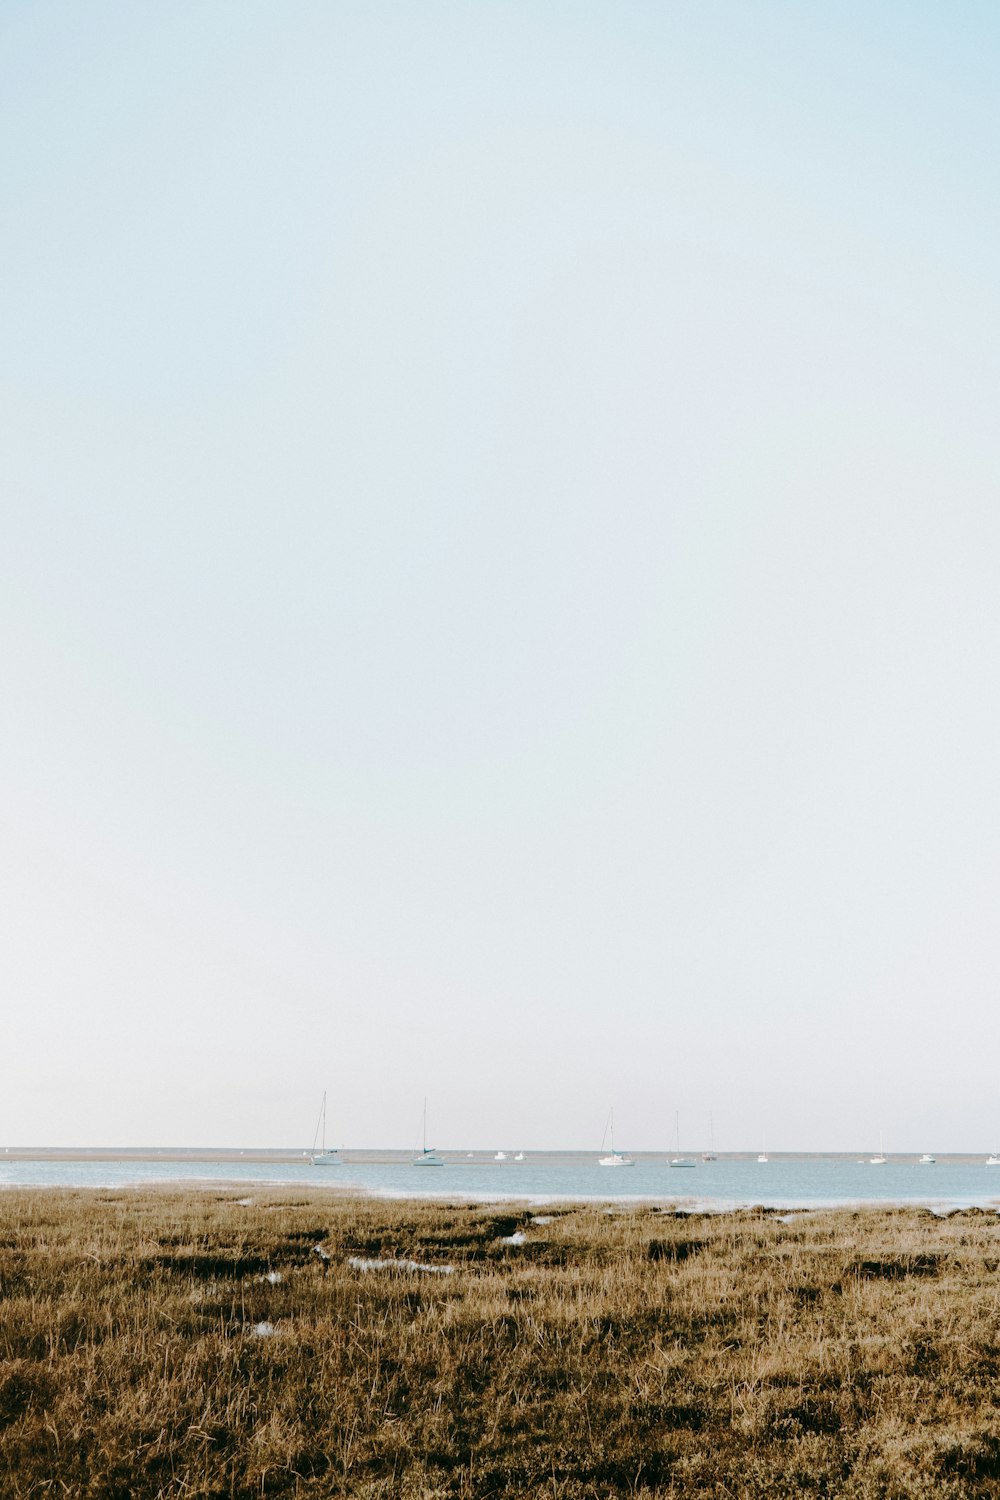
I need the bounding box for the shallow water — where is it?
[2,1152,1000,1211]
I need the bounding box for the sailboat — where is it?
[310,1091,342,1166]
[413,1099,443,1166]
[598,1108,634,1167]
[869,1135,887,1166]
[669,1110,696,1168]
[757,1131,768,1164]
[701,1111,718,1162]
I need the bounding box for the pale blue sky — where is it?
[3,3,1000,1150]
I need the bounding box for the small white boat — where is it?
[494,1151,508,1161]
[514,1152,525,1161]
[413,1099,443,1166]
[309,1091,342,1166]
[987,1154,1000,1167]
[669,1111,696,1168]
[918,1153,935,1165]
[870,1136,887,1165]
[756,1153,769,1163]
[598,1108,634,1167]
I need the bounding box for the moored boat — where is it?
[598,1108,634,1167]
[669,1112,695,1168]
[413,1099,443,1166]
[310,1091,342,1166]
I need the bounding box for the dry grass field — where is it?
[2,1190,1000,1496]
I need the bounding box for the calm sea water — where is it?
[2,1154,1000,1211]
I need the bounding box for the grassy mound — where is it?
[1,1192,999,1495]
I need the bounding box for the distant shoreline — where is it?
[0,1149,318,1163]
[3,1148,1000,1165]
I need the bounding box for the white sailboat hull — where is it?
[310,1092,341,1166]
[414,1099,443,1164]
[597,1107,632,1166]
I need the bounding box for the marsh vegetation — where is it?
[2,1190,1000,1495]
